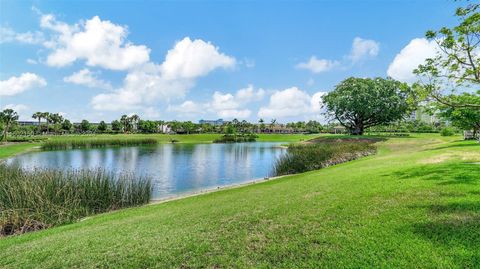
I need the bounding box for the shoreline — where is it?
[148,174,287,206]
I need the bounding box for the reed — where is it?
[42,137,158,150]
[0,163,152,236]
[273,142,376,176]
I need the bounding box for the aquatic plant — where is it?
[42,137,158,150]
[273,142,376,176]
[0,163,152,236]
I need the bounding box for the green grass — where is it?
[0,143,41,159]
[1,134,479,268]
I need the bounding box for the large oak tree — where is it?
[323,77,413,135]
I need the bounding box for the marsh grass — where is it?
[42,137,158,150]
[273,142,376,176]
[0,163,152,236]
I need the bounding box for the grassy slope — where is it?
[0,134,319,159]
[1,134,480,268]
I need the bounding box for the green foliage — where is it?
[323,77,414,135]
[111,120,122,132]
[138,120,158,133]
[97,121,108,132]
[438,93,480,135]
[79,120,91,132]
[0,163,151,236]
[0,109,19,141]
[414,3,480,108]
[440,127,455,136]
[42,137,158,150]
[213,133,258,143]
[273,141,376,175]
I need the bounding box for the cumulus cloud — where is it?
[91,37,236,111]
[0,73,47,96]
[161,37,235,79]
[167,85,264,119]
[0,26,44,44]
[348,37,380,62]
[64,68,112,89]
[167,100,205,115]
[207,85,265,118]
[296,56,338,73]
[41,14,150,70]
[258,87,326,119]
[296,37,380,73]
[387,38,438,83]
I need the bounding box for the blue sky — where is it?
[0,0,458,123]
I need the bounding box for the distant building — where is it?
[17,121,39,126]
[199,119,224,126]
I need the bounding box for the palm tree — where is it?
[0,109,19,141]
[41,112,51,133]
[32,112,43,134]
[49,113,64,134]
[258,118,265,133]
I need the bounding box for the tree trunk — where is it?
[351,123,364,135]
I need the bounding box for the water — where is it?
[6,142,286,199]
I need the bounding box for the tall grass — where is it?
[42,137,158,150]
[0,163,152,236]
[273,142,376,176]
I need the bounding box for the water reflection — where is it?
[7,142,286,199]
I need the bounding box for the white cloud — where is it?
[296,37,380,73]
[64,68,112,89]
[91,37,236,111]
[296,56,338,73]
[167,85,263,119]
[207,85,264,119]
[0,73,47,96]
[387,38,438,83]
[161,37,235,79]
[26,59,38,64]
[258,87,326,119]
[41,14,150,70]
[2,104,29,113]
[167,100,205,114]
[0,26,44,44]
[349,37,380,62]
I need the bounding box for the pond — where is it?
[6,142,286,200]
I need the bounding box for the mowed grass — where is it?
[1,134,479,268]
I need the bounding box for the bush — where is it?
[440,127,455,136]
[273,142,376,176]
[0,164,152,236]
[214,134,258,143]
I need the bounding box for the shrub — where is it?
[0,164,152,236]
[440,127,455,136]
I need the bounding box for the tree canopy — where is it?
[323,77,413,135]
[414,2,480,108]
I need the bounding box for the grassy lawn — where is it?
[0,143,41,159]
[0,133,321,159]
[1,134,479,268]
